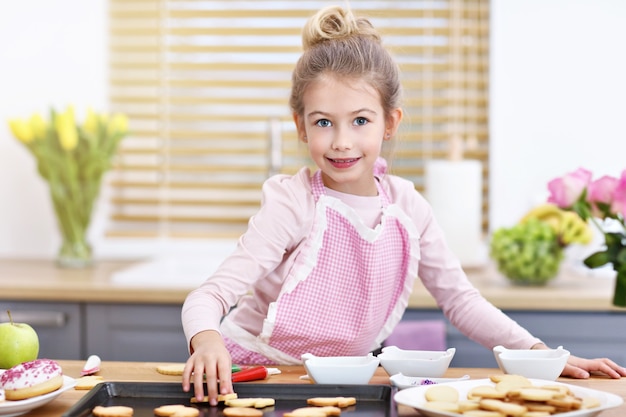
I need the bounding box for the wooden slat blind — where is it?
[107,0,490,239]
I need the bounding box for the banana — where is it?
[519,203,592,245]
[559,211,593,245]
[519,203,563,234]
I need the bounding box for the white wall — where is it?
[0,1,624,259]
[0,0,107,258]
[490,0,626,228]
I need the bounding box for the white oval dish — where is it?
[0,375,76,417]
[301,353,380,384]
[378,346,455,377]
[394,377,623,417]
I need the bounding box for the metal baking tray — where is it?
[62,382,397,417]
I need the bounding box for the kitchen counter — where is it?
[0,259,181,305]
[26,360,626,417]
[0,258,622,311]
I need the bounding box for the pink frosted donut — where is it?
[0,359,63,400]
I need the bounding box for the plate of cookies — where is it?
[0,375,76,417]
[393,374,623,417]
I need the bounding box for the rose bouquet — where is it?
[547,168,626,307]
[8,106,128,267]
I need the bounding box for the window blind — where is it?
[107,0,490,239]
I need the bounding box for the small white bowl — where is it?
[493,345,570,380]
[378,346,456,377]
[301,353,380,384]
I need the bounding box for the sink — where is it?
[111,241,237,288]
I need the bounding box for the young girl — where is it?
[182,5,625,404]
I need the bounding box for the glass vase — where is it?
[57,236,93,268]
[613,269,626,308]
[49,179,98,269]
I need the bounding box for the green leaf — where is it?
[605,232,623,252]
[616,246,626,266]
[571,199,592,221]
[584,251,611,268]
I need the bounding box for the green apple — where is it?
[0,310,39,369]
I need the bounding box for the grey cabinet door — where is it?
[85,304,189,362]
[0,301,82,359]
[400,309,626,368]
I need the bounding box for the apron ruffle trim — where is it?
[221,316,302,364]
[371,203,422,350]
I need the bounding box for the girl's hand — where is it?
[182,330,234,405]
[562,355,626,379]
[531,342,626,379]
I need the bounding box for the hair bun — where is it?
[302,5,379,50]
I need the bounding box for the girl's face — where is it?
[294,74,402,196]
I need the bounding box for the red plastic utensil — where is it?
[231,365,268,382]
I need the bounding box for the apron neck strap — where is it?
[311,168,391,207]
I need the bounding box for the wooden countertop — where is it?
[0,258,622,311]
[22,360,626,417]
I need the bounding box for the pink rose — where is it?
[611,169,626,218]
[547,167,592,208]
[588,175,618,217]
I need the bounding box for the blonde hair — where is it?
[289,5,402,119]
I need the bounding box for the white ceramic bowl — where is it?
[493,345,570,380]
[301,353,380,384]
[378,346,456,377]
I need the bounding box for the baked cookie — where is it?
[223,407,263,417]
[75,375,104,390]
[306,397,356,408]
[479,398,527,416]
[171,408,200,417]
[284,407,329,417]
[190,392,238,404]
[92,405,134,417]
[424,385,460,403]
[154,405,188,416]
[422,401,461,413]
[156,364,186,376]
[225,397,275,408]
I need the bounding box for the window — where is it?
[107,0,490,239]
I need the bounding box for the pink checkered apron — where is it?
[222,166,417,364]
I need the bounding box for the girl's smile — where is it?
[326,157,361,169]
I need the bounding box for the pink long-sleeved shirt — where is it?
[182,167,541,353]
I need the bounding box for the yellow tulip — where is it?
[55,109,79,151]
[66,105,76,121]
[110,114,128,134]
[29,113,47,140]
[84,108,99,137]
[8,118,34,143]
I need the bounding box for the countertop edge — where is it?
[1,259,625,312]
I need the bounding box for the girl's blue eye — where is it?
[354,117,368,126]
[316,119,332,127]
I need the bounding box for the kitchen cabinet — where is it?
[5,297,623,366]
[85,303,188,362]
[0,300,188,362]
[402,309,626,368]
[0,301,82,359]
